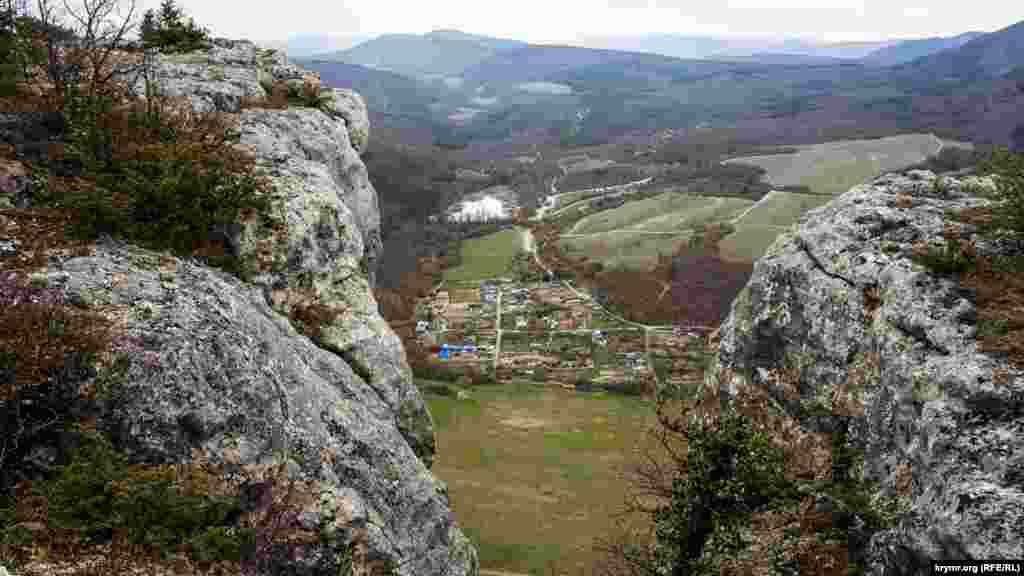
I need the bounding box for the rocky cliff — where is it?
[3,39,477,575]
[703,169,1023,572]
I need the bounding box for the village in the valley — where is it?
[413,273,710,394]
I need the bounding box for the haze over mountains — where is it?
[303,26,1014,71]
[898,19,1024,79]
[860,31,986,66]
[293,18,1024,155]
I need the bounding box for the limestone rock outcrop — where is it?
[126,39,383,286]
[52,238,475,574]
[122,38,427,458]
[9,40,477,574]
[704,169,1023,572]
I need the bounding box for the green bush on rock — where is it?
[139,0,212,54]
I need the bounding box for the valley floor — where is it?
[421,380,664,575]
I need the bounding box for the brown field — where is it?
[449,287,482,304]
[423,381,660,575]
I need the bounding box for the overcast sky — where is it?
[133,0,1018,45]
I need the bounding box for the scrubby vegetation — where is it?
[975,146,1024,243]
[906,146,1024,368]
[0,268,371,574]
[905,142,995,174]
[596,365,908,576]
[0,430,368,574]
[0,3,399,574]
[0,0,276,279]
[54,83,274,273]
[532,219,751,326]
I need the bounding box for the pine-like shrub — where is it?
[139,0,211,54]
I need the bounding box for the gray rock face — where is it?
[705,169,1024,571]
[33,40,476,574]
[124,41,380,272]
[233,104,425,461]
[54,239,476,575]
[120,39,423,456]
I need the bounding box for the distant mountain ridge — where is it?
[902,19,1024,80]
[297,23,1023,151]
[861,31,987,66]
[313,29,527,78]
[311,26,1024,82]
[575,33,898,60]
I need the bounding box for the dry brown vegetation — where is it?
[530,219,751,326]
[595,334,902,576]
[912,156,1024,369]
[0,3,397,572]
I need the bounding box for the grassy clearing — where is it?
[717,225,791,263]
[733,191,833,228]
[631,197,754,232]
[443,229,523,283]
[571,193,746,235]
[722,133,946,195]
[559,232,692,271]
[419,380,659,576]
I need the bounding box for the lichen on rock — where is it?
[706,169,1024,572]
[26,39,478,575]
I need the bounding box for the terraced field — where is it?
[717,225,792,263]
[732,191,833,228]
[552,134,961,266]
[559,231,694,271]
[569,192,752,235]
[721,133,952,195]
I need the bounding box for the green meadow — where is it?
[443,229,523,283]
[420,380,659,575]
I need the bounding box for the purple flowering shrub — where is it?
[0,271,112,492]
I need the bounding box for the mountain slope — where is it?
[861,31,986,66]
[903,19,1024,79]
[313,29,527,77]
[296,59,443,116]
[425,29,527,52]
[460,44,751,86]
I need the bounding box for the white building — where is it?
[446,196,510,223]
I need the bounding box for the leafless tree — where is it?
[35,0,137,102]
[62,0,137,96]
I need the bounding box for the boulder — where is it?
[704,170,1024,571]
[53,238,476,575]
